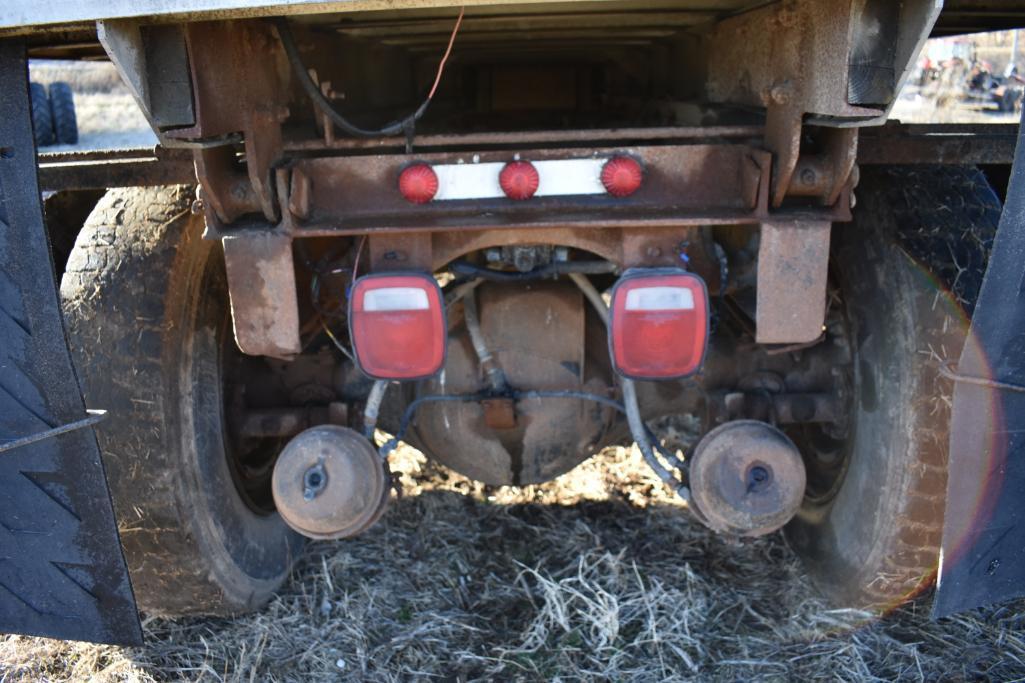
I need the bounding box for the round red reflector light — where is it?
[601,156,643,197]
[499,161,540,200]
[398,163,439,204]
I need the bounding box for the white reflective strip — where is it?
[432,158,607,200]
[363,287,430,312]
[534,159,607,197]
[625,287,695,311]
[434,162,505,200]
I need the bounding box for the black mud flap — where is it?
[935,108,1025,617]
[0,43,140,643]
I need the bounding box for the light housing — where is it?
[398,163,439,204]
[499,160,540,200]
[349,273,446,380]
[608,269,709,380]
[601,156,643,197]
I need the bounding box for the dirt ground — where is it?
[7,54,1025,682]
[3,441,1025,682]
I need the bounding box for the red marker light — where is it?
[398,163,439,204]
[601,156,643,197]
[349,274,446,380]
[609,270,709,380]
[499,161,540,200]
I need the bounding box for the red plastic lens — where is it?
[398,163,439,204]
[601,156,643,197]
[609,271,709,379]
[499,161,540,200]
[350,274,445,380]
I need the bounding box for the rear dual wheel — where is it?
[60,187,301,614]
[789,166,998,610]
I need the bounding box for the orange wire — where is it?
[427,6,465,101]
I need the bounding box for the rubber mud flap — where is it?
[0,43,140,643]
[936,108,1025,617]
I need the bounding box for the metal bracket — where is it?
[222,232,302,359]
[756,221,831,344]
[0,410,107,456]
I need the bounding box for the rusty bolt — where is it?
[191,198,205,215]
[646,246,663,259]
[800,168,817,186]
[777,7,799,28]
[231,182,250,201]
[769,82,793,106]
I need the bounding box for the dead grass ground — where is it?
[2,441,1025,682]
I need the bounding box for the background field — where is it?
[6,29,1025,683]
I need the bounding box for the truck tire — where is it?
[788,166,998,611]
[30,82,55,147]
[48,82,78,145]
[60,186,303,615]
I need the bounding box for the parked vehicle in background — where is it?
[2,0,1025,646]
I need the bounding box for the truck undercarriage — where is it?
[3,0,1025,645]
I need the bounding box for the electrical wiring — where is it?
[273,7,465,139]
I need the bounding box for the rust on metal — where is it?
[689,420,807,537]
[195,145,262,224]
[35,123,1015,196]
[271,425,389,540]
[707,0,886,121]
[369,232,433,272]
[755,221,831,344]
[283,125,766,152]
[285,144,772,236]
[180,21,290,222]
[482,398,517,430]
[222,232,302,359]
[36,150,195,191]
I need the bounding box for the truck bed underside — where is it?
[2,0,1025,35]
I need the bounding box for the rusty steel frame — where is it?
[34,123,1022,194]
[755,220,831,344]
[222,232,302,359]
[274,144,773,237]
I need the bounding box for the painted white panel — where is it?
[534,158,606,196]
[434,162,506,201]
[432,157,608,201]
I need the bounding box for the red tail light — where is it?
[398,163,439,204]
[499,160,540,200]
[608,270,709,380]
[349,274,446,380]
[601,156,643,197]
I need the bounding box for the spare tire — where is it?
[788,166,999,610]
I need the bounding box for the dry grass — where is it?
[29,61,128,95]
[1,441,1024,682]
